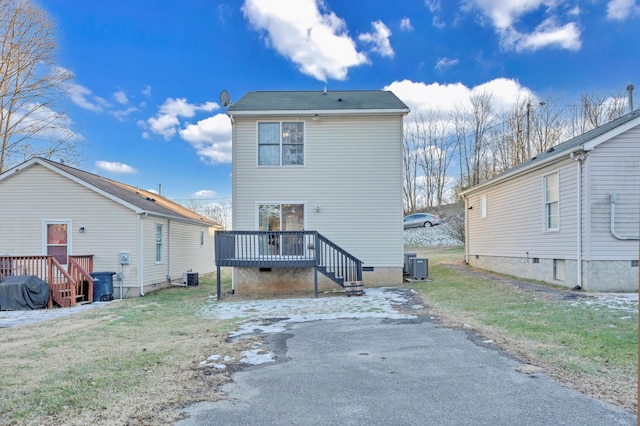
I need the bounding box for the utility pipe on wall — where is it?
[139,212,147,296]
[610,193,640,240]
[570,151,586,289]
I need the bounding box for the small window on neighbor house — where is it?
[155,224,163,263]
[199,230,205,246]
[544,172,559,230]
[480,195,487,218]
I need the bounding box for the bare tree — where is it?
[453,92,495,189]
[568,90,628,137]
[402,123,419,213]
[185,198,231,230]
[0,0,80,173]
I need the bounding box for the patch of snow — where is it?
[240,349,275,365]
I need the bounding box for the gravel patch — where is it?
[403,223,463,247]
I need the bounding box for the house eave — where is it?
[460,147,587,196]
[227,108,410,117]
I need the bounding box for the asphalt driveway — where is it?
[177,288,637,426]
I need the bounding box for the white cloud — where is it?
[464,0,582,51]
[66,82,110,112]
[426,0,445,28]
[95,160,138,174]
[607,0,640,20]
[114,90,128,104]
[241,0,368,81]
[510,20,581,52]
[384,78,534,116]
[358,20,394,58]
[179,113,232,164]
[193,189,218,199]
[142,85,152,96]
[143,98,218,140]
[109,107,139,121]
[400,17,413,31]
[435,57,459,71]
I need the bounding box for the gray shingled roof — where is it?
[36,159,219,226]
[227,90,410,113]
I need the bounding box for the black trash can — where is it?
[90,272,115,302]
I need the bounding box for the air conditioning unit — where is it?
[183,272,199,286]
[403,252,417,275]
[410,258,428,280]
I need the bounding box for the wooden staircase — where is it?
[0,255,94,308]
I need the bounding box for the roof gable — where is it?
[0,158,221,227]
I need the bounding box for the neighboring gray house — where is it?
[216,90,410,295]
[0,158,221,299]
[461,110,640,292]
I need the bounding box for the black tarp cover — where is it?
[0,275,50,310]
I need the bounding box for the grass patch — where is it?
[0,269,249,425]
[408,246,638,412]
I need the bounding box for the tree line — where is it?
[403,90,633,213]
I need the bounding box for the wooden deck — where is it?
[0,255,94,308]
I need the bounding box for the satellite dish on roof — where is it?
[219,90,231,107]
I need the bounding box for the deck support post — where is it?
[314,266,318,298]
[216,266,221,300]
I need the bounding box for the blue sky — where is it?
[42,0,639,205]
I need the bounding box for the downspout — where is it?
[570,151,586,289]
[610,194,640,240]
[167,219,172,282]
[139,212,147,296]
[462,194,469,264]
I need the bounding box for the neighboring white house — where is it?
[221,90,410,294]
[461,110,640,292]
[0,158,221,298]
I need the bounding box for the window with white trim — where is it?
[258,122,304,166]
[155,224,163,263]
[544,172,559,230]
[480,195,487,218]
[199,230,205,246]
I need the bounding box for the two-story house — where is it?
[215,90,410,296]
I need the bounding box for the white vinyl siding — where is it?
[0,164,140,288]
[586,127,640,260]
[0,162,218,296]
[466,159,578,260]
[234,115,404,268]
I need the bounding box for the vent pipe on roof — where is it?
[158,184,162,195]
[626,84,634,113]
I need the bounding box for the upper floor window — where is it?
[258,122,304,166]
[544,172,559,230]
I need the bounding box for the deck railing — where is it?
[68,256,94,304]
[215,230,362,298]
[0,255,94,308]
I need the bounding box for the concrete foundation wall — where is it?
[232,267,403,295]
[468,255,638,292]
